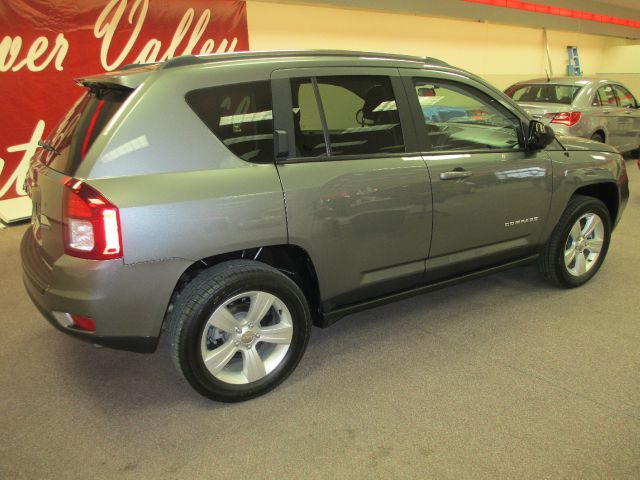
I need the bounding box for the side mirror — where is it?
[527,120,555,151]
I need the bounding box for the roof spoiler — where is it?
[75,64,158,89]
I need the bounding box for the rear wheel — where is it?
[590,132,605,143]
[539,195,611,288]
[169,260,311,402]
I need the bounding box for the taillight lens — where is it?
[550,111,582,126]
[70,314,95,332]
[63,179,123,260]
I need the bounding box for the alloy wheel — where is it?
[563,213,604,277]
[200,291,293,385]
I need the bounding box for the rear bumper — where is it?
[23,276,157,352]
[21,229,191,353]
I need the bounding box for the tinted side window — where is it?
[290,76,405,157]
[597,85,617,106]
[186,81,274,163]
[413,80,520,152]
[291,78,327,157]
[613,85,637,108]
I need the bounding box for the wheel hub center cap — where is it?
[240,331,255,344]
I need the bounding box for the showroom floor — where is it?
[1,158,639,479]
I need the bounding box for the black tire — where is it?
[591,132,605,143]
[168,260,311,402]
[539,195,611,288]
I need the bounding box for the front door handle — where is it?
[440,169,473,180]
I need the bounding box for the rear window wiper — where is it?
[38,140,60,155]
[83,82,128,100]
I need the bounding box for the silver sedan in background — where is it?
[505,77,640,155]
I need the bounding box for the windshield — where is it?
[505,84,583,105]
[42,88,131,175]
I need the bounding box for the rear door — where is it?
[612,84,640,152]
[593,84,624,148]
[401,69,553,281]
[271,67,432,311]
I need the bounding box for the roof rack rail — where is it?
[160,50,450,70]
[119,62,156,71]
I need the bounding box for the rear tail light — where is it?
[550,111,582,126]
[70,314,95,332]
[63,179,123,260]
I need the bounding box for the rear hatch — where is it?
[26,66,155,275]
[505,82,583,125]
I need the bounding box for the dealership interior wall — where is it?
[246,0,640,92]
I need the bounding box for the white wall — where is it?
[246,1,640,93]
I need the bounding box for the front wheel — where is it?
[539,195,611,288]
[169,260,311,402]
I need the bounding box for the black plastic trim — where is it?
[318,254,539,327]
[276,151,417,164]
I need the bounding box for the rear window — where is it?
[43,88,131,175]
[505,84,582,105]
[185,81,274,164]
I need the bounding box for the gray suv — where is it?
[21,51,629,402]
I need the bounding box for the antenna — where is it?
[543,28,553,80]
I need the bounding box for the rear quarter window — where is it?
[185,81,274,164]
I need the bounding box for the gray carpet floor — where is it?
[1,158,639,479]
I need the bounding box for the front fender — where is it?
[543,149,625,240]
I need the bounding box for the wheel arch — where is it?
[164,244,323,329]
[591,129,606,142]
[572,182,619,227]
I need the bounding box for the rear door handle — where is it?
[440,170,473,180]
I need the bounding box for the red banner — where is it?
[0,0,248,221]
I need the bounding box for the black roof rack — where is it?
[160,50,450,70]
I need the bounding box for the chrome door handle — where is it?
[440,170,473,180]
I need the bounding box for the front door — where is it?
[402,71,553,280]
